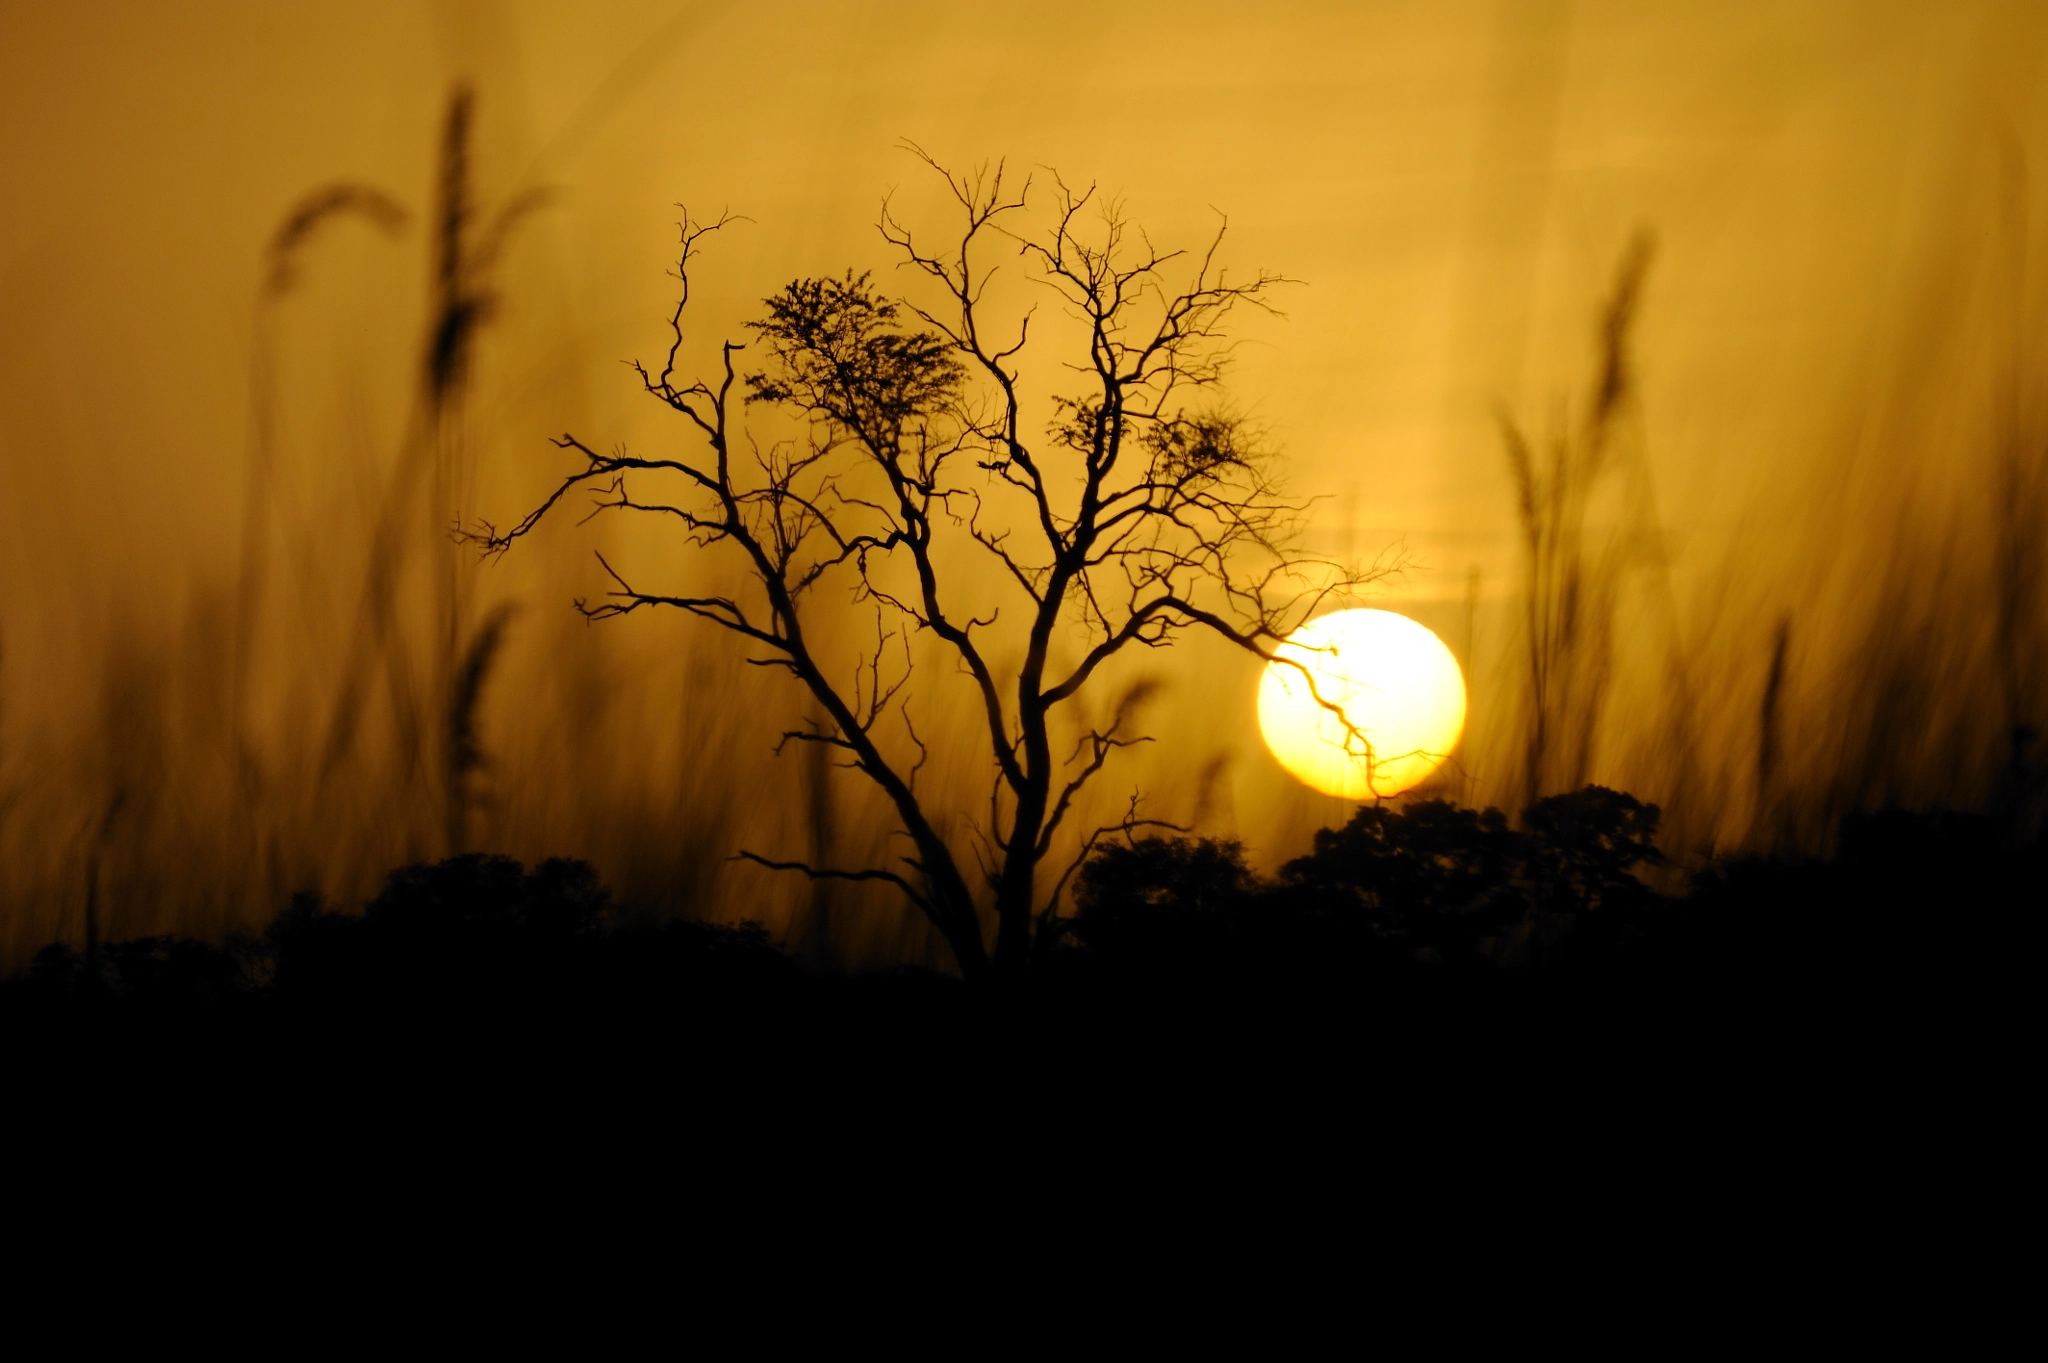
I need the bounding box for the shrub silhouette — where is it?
[1068,836,1258,977]
[1521,785,1665,912]
[267,853,599,1010]
[18,935,253,1016]
[265,854,787,1023]
[1061,785,1670,980]
[1688,805,2038,999]
[5,790,2034,1086]
[1281,800,1525,966]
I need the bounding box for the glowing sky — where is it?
[1,1,2043,946]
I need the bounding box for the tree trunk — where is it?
[991,775,1049,979]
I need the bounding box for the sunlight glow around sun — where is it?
[1257,609,1468,799]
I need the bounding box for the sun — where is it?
[1257,608,1467,799]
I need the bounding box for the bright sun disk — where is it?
[1257,608,1467,799]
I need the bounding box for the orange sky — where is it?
[2,2,2044,952]
[7,2,2040,611]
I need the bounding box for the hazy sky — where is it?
[7,0,2040,627]
[2,0,2045,909]
[2,0,2046,966]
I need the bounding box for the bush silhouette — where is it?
[1060,785,1671,981]
[268,854,603,1003]
[265,854,789,1025]
[1688,805,2038,1000]
[1068,836,1259,977]
[1280,800,1525,966]
[1521,786,1665,913]
[4,789,2035,1088]
[17,935,253,1017]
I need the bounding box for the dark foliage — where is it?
[1066,786,1669,982]
[1280,799,1527,966]
[1687,806,2042,994]
[745,270,966,430]
[2,854,790,1053]
[1521,785,1664,910]
[2,792,2035,1125]
[268,853,609,1008]
[264,854,793,1031]
[1067,836,1259,975]
[21,935,258,1017]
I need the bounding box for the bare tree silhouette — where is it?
[473,151,1392,981]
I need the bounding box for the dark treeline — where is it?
[5,786,2036,1109]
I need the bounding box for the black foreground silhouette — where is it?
[5,785,2035,1119]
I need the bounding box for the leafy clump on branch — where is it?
[471,149,1392,981]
